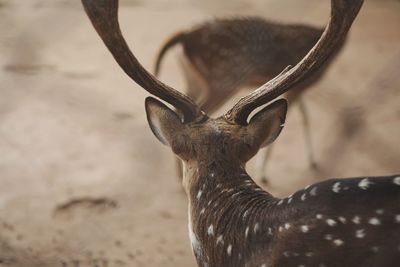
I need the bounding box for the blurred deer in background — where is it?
[83,0,400,266]
[154,17,346,183]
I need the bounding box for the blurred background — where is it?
[0,0,399,266]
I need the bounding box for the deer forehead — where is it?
[189,119,243,140]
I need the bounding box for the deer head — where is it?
[80,2,400,267]
[145,96,286,192]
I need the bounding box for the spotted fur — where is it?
[187,173,400,267]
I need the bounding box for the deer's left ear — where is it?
[247,99,287,148]
[145,97,185,146]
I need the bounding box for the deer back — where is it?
[188,173,400,267]
[180,18,323,87]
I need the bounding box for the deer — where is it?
[153,17,345,183]
[82,0,400,266]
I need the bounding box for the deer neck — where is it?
[182,159,278,267]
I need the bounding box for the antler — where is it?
[81,0,203,123]
[225,0,364,125]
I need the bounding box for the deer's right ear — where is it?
[145,97,185,146]
[247,99,288,148]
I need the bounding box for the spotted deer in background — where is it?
[82,0,400,266]
[154,17,345,183]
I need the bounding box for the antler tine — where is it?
[81,0,203,123]
[225,0,364,125]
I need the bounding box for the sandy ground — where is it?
[0,0,399,266]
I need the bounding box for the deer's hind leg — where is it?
[287,86,318,170]
[298,96,317,169]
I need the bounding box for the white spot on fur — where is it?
[200,208,205,215]
[188,220,202,257]
[393,177,400,186]
[301,225,309,233]
[395,215,400,223]
[332,182,341,193]
[254,223,260,233]
[358,178,372,190]
[356,229,365,238]
[371,246,380,253]
[221,188,233,193]
[216,235,223,245]
[310,187,318,196]
[279,226,283,232]
[268,227,273,235]
[369,217,381,225]
[301,193,307,201]
[284,223,291,230]
[288,198,293,204]
[197,190,202,200]
[333,239,344,246]
[316,214,323,219]
[338,217,346,223]
[305,252,314,257]
[352,216,361,224]
[243,210,249,219]
[245,226,249,238]
[207,225,214,236]
[232,192,240,198]
[375,209,384,215]
[227,244,232,256]
[326,219,337,226]
[324,234,333,240]
[277,199,284,205]
[283,251,290,257]
[261,264,266,267]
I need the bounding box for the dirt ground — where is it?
[0,0,399,266]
